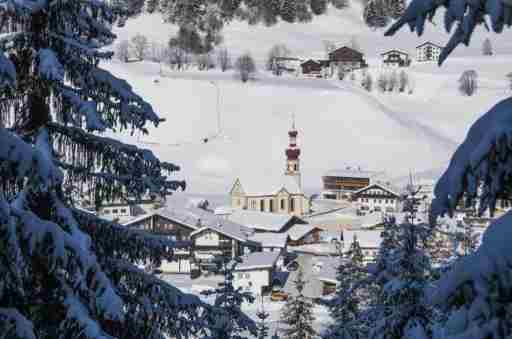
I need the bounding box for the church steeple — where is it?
[285,115,301,187]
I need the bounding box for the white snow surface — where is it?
[105,11,512,195]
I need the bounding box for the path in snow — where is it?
[331,80,459,154]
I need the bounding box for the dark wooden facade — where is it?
[129,214,196,241]
[328,47,367,68]
[323,176,370,192]
[301,59,322,75]
[381,50,411,67]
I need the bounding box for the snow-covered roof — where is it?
[249,233,288,248]
[358,212,386,229]
[353,183,400,197]
[343,229,382,250]
[214,205,234,215]
[415,41,444,49]
[227,209,295,232]
[286,223,317,241]
[235,174,303,196]
[380,49,410,56]
[189,209,255,243]
[323,168,380,179]
[235,251,281,271]
[312,257,338,284]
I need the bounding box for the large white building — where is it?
[353,183,400,214]
[229,122,310,216]
[416,41,443,62]
[233,251,281,296]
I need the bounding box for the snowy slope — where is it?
[105,10,512,195]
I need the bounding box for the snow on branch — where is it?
[0,126,63,191]
[431,97,512,220]
[37,48,64,82]
[72,208,187,264]
[384,0,507,64]
[10,192,125,322]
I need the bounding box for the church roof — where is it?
[228,209,296,232]
[235,174,303,196]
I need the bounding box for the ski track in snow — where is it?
[331,80,459,154]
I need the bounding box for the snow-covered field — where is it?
[105,9,512,195]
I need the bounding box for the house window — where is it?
[294,164,298,171]
[112,209,118,214]
[290,198,295,212]
[245,273,250,279]
[251,200,256,209]
[260,200,265,212]
[120,208,127,213]
[280,199,285,210]
[269,200,274,212]
[103,209,110,214]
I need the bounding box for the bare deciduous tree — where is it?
[116,40,130,62]
[266,44,291,74]
[362,73,373,91]
[235,53,256,82]
[378,73,388,92]
[388,71,398,92]
[459,70,478,96]
[398,70,408,92]
[482,38,493,56]
[131,34,149,61]
[217,48,231,72]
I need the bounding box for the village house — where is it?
[233,251,281,296]
[353,183,400,214]
[190,219,260,271]
[381,49,411,67]
[230,123,310,216]
[416,41,443,62]
[227,209,322,246]
[84,194,161,224]
[328,46,368,74]
[321,167,381,201]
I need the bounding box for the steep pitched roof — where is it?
[380,49,409,56]
[228,209,296,232]
[286,223,317,241]
[249,232,288,248]
[234,174,303,196]
[188,208,255,243]
[235,251,281,271]
[353,183,400,197]
[329,46,364,57]
[415,41,444,49]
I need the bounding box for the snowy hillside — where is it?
[105,10,512,194]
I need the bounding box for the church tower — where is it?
[285,117,302,188]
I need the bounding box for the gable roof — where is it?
[301,59,321,66]
[228,209,297,232]
[329,46,363,57]
[249,232,288,248]
[235,251,281,271]
[415,41,444,49]
[380,49,409,56]
[234,174,303,197]
[286,223,318,241]
[353,183,400,197]
[188,208,255,243]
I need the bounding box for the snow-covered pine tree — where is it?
[325,235,366,339]
[364,0,389,29]
[0,1,231,338]
[384,0,406,19]
[281,269,317,339]
[200,257,257,339]
[387,3,512,337]
[368,188,433,339]
[256,298,271,339]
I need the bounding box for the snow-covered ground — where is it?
[105,10,512,196]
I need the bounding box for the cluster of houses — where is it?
[273,41,444,77]
[88,108,503,299]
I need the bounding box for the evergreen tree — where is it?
[364,0,389,29]
[384,0,406,19]
[256,298,271,339]
[201,257,257,338]
[281,269,317,339]
[0,0,232,337]
[368,188,433,339]
[325,236,366,339]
